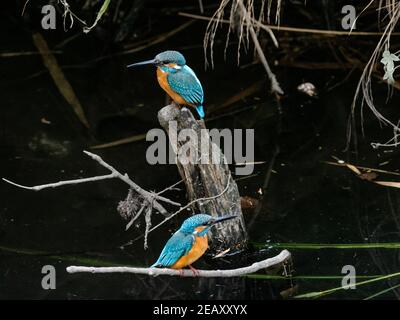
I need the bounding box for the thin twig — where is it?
[122,178,232,248]
[84,21,196,65]
[90,134,147,150]
[198,0,204,14]
[0,51,62,57]
[124,179,184,231]
[2,173,116,191]
[21,0,30,16]
[237,0,283,94]
[324,161,400,176]
[147,177,231,236]
[120,21,195,55]
[66,249,291,277]
[83,151,180,208]
[156,180,184,195]
[248,144,280,231]
[125,204,146,231]
[179,12,400,36]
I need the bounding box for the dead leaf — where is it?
[40,118,51,125]
[345,163,362,175]
[359,172,378,181]
[297,82,317,97]
[373,181,400,188]
[240,196,259,209]
[212,248,231,259]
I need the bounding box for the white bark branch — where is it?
[121,177,233,249]
[2,150,180,215]
[148,177,232,235]
[66,249,291,277]
[2,173,116,191]
[83,151,180,208]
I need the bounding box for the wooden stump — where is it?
[158,104,247,252]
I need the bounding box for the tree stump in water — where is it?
[158,104,247,252]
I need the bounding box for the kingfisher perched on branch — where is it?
[127,50,205,119]
[150,214,237,274]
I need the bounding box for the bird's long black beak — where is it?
[209,215,238,225]
[127,59,157,68]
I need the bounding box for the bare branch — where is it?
[2,150,180,216]
[125,203,146,231]
[180,12,400,36]
[121,178,233,249]
[237,0,283,95]
[2,173,116,191]
[147,177,232,236]
[156,180,183,195]
[143,206,153,250]
[124,180,183,231]
[83,151,180,208]
[66,250,291,277]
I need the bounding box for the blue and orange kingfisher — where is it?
[151,214,237,274]
[127,50,205,119]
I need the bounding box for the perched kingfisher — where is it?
[150,214,237,274]
[127,50,205,119]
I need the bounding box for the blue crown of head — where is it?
[155,50,186,66]
[179,214,212,233]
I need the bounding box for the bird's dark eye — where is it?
[163,60,171,64]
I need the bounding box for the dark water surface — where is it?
[1,2,400,300]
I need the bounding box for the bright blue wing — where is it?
[167,65,204,106]
[151,231,194,267]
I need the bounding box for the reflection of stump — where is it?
[158,104,247,252]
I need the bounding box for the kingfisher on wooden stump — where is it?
[150,214,237,274]
[127,50,205,119]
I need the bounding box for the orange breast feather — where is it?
[171,227,208,269]
[156,67,192,106]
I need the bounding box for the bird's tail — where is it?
[150,262,159,268]
[196,105,205,119]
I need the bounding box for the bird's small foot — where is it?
[189,264,200,276]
